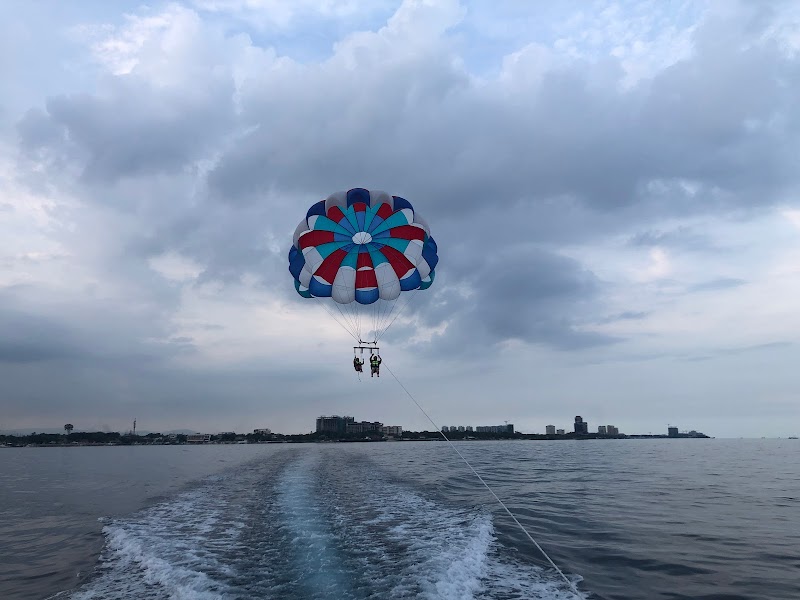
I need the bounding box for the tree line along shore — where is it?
[0,429,710,447]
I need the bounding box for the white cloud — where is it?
[782,208,800,231]
[550,0,704,87]
[2,0,800,435]
[191,0,396,30]
[148,251,204,282]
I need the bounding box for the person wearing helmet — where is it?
[370,353,382,377]
[353,356,364,372]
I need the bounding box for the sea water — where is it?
[0,439,797,599]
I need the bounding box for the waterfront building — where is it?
[475,424,514,434]
[457,426,465,432]
[346,421,383,434]
[316,415,354,434]
[187,434,211,443]
[668,426,679,437]
[546,425,556,435]
[441,426,449,432]
[574,416,588,434]
[606,425,619,435]
[449,426,459,432]
[598,425,607,435]
[556,429,565,435]
[466,425,474,432]
[382,425,403,436]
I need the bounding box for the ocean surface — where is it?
[0,440,797,600]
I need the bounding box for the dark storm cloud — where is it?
[460,249,619,349]
[384,245,619,353]
[3,1,800,437]
[0,353,331,427]
[688,278,747,292]
[0,285,192,366]
[595,311,649,325]
[16,2,800,243]
[17,74,237,184]
[204,8,800,229]
[0,307,85,363]
[683,340,792,362]
[628,228,715,251]
[6,0,800,370]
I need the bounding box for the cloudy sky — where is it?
[1,0,799,437]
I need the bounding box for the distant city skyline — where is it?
[0,415,711,438]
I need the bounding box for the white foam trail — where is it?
[67,477,251,600]
[318,449,585,599]
[273,452,357,598]
[63,448,585,600]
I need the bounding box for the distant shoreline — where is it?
[1,434,716,448]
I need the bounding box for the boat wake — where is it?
[63,447,584,599]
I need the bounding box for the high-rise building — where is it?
[466,425,474,432]
[457,426,465,432]
[441,426,449,432]
[475,424,514,434]
[556,429,565,435]
[597,425,607,434]
[668,426,679,437]
[346,421,383,434]
[574,416,588,434]
[546,425,556,435]
[606,425,619,435]
[316,415,354,434]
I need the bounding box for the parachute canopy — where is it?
[288,188,438,343]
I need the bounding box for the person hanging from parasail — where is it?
[353,356,364,372]
[288,188,438,367]
[370,353,382,377]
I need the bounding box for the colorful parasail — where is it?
[288,188,438,344]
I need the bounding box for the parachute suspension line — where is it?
[349,302,360,342]
[330,301,354,339]
[316,299,349,338]
[382,362,584,600]
[354,302,365,343]
[373,300,386,342]
[375,289,421,343]
[335,300,360,342]
[342,300,359,341]
[380,297,398,339]
[382,294,403,338]
[355,301,365,342]
[316,299,359,343]
[369,295,398,343]
[340,300,356,340]
[371,301,381,344]
[374,296,398,342]
[374,301,384,343]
